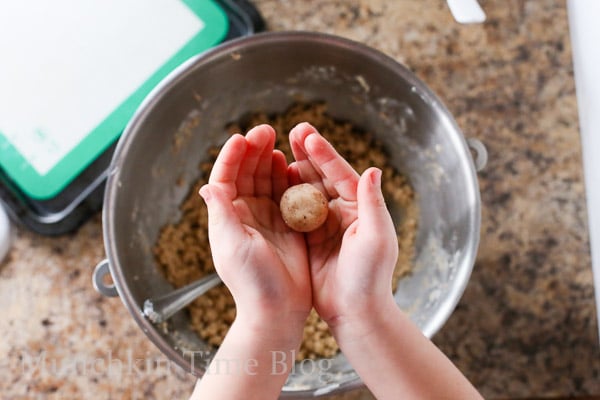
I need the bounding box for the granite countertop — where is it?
[1,1,599,399]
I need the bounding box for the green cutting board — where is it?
[0,0,228,200]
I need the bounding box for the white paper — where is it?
[0,0,203,175]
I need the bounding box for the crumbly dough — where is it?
[280,183,328,232]
[154,103,418,360]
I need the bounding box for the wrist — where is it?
[328,293,400,345]
[233,307,306,350]
[194,306,306,398]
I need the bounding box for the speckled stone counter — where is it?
[1,1,599,399]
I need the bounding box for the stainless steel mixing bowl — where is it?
[93,31,484,397]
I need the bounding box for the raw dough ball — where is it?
[280,184,328,232]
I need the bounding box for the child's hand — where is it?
[199,124,311,333]
[287,123,483,400]
[288,122,399,328]
[193,125,311,399]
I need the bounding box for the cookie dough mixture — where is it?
[154,103,418,359]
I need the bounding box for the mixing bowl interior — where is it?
[104,32,479,395]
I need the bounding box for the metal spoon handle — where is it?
[143,273,222,323]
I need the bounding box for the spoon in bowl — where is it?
[143,273,222,323]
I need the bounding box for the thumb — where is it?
[353,168,398,284]
[199,184,246,244]
[356,168,396,238]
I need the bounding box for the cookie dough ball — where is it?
[280,184,328,232]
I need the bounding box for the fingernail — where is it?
[370,168,382,186]
[199,185,211,201]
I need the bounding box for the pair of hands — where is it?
[199,122,399,338]
[196,122,485,399]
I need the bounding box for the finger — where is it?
[252,125,276,197]
[236,124,273,196]
[355,168,399,277]
[199,184,247,245]
[287,162,303,186]
[295,158,326,192]
[271,150,288,203]
[289,122,315,164]
[289,123,327,193]
[304,133,359,201]
[208,134,247,199]
[287,160,328,197]
[356,168,396,239]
